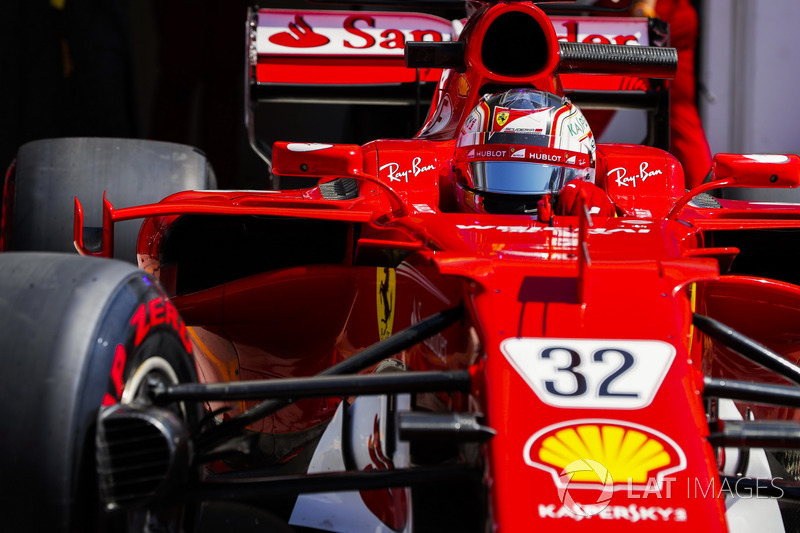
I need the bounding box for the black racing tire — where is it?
[0,252,199,532]
[4,137,216,263]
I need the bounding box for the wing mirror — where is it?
[711,153,800,188]
[668,153,800,220]
[272,142,363,178]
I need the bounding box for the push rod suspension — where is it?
[703,377,800,408]
[157,370,471,402]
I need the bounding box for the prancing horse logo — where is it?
[496,111,510,127]
[377,267,395,340]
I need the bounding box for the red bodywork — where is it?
[65,2,800,531]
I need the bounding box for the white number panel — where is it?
[500,338,676,409]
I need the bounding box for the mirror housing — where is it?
[272,142,363,179]
[668,153,800,221]
[712,153,800,189]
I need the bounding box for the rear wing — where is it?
[248,7,672,171]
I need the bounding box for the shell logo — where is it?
[524,420,686,491]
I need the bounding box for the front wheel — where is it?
[0,252,199,532]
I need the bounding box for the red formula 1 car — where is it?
[4,1,800,532]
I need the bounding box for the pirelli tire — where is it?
[0,252,199,532]
[4,137,216,263]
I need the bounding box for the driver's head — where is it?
[454,88,596,214]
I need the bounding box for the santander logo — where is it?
[268,15,330,48]
[257,10,453,56]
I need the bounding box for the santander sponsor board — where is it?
[257,12,649,57]
[257,10,454,56]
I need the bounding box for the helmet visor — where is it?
[456,144,593,195]
[469,161,585,195]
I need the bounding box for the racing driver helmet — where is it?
[454,88,596,215]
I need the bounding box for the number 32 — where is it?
[540,347,638,398]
